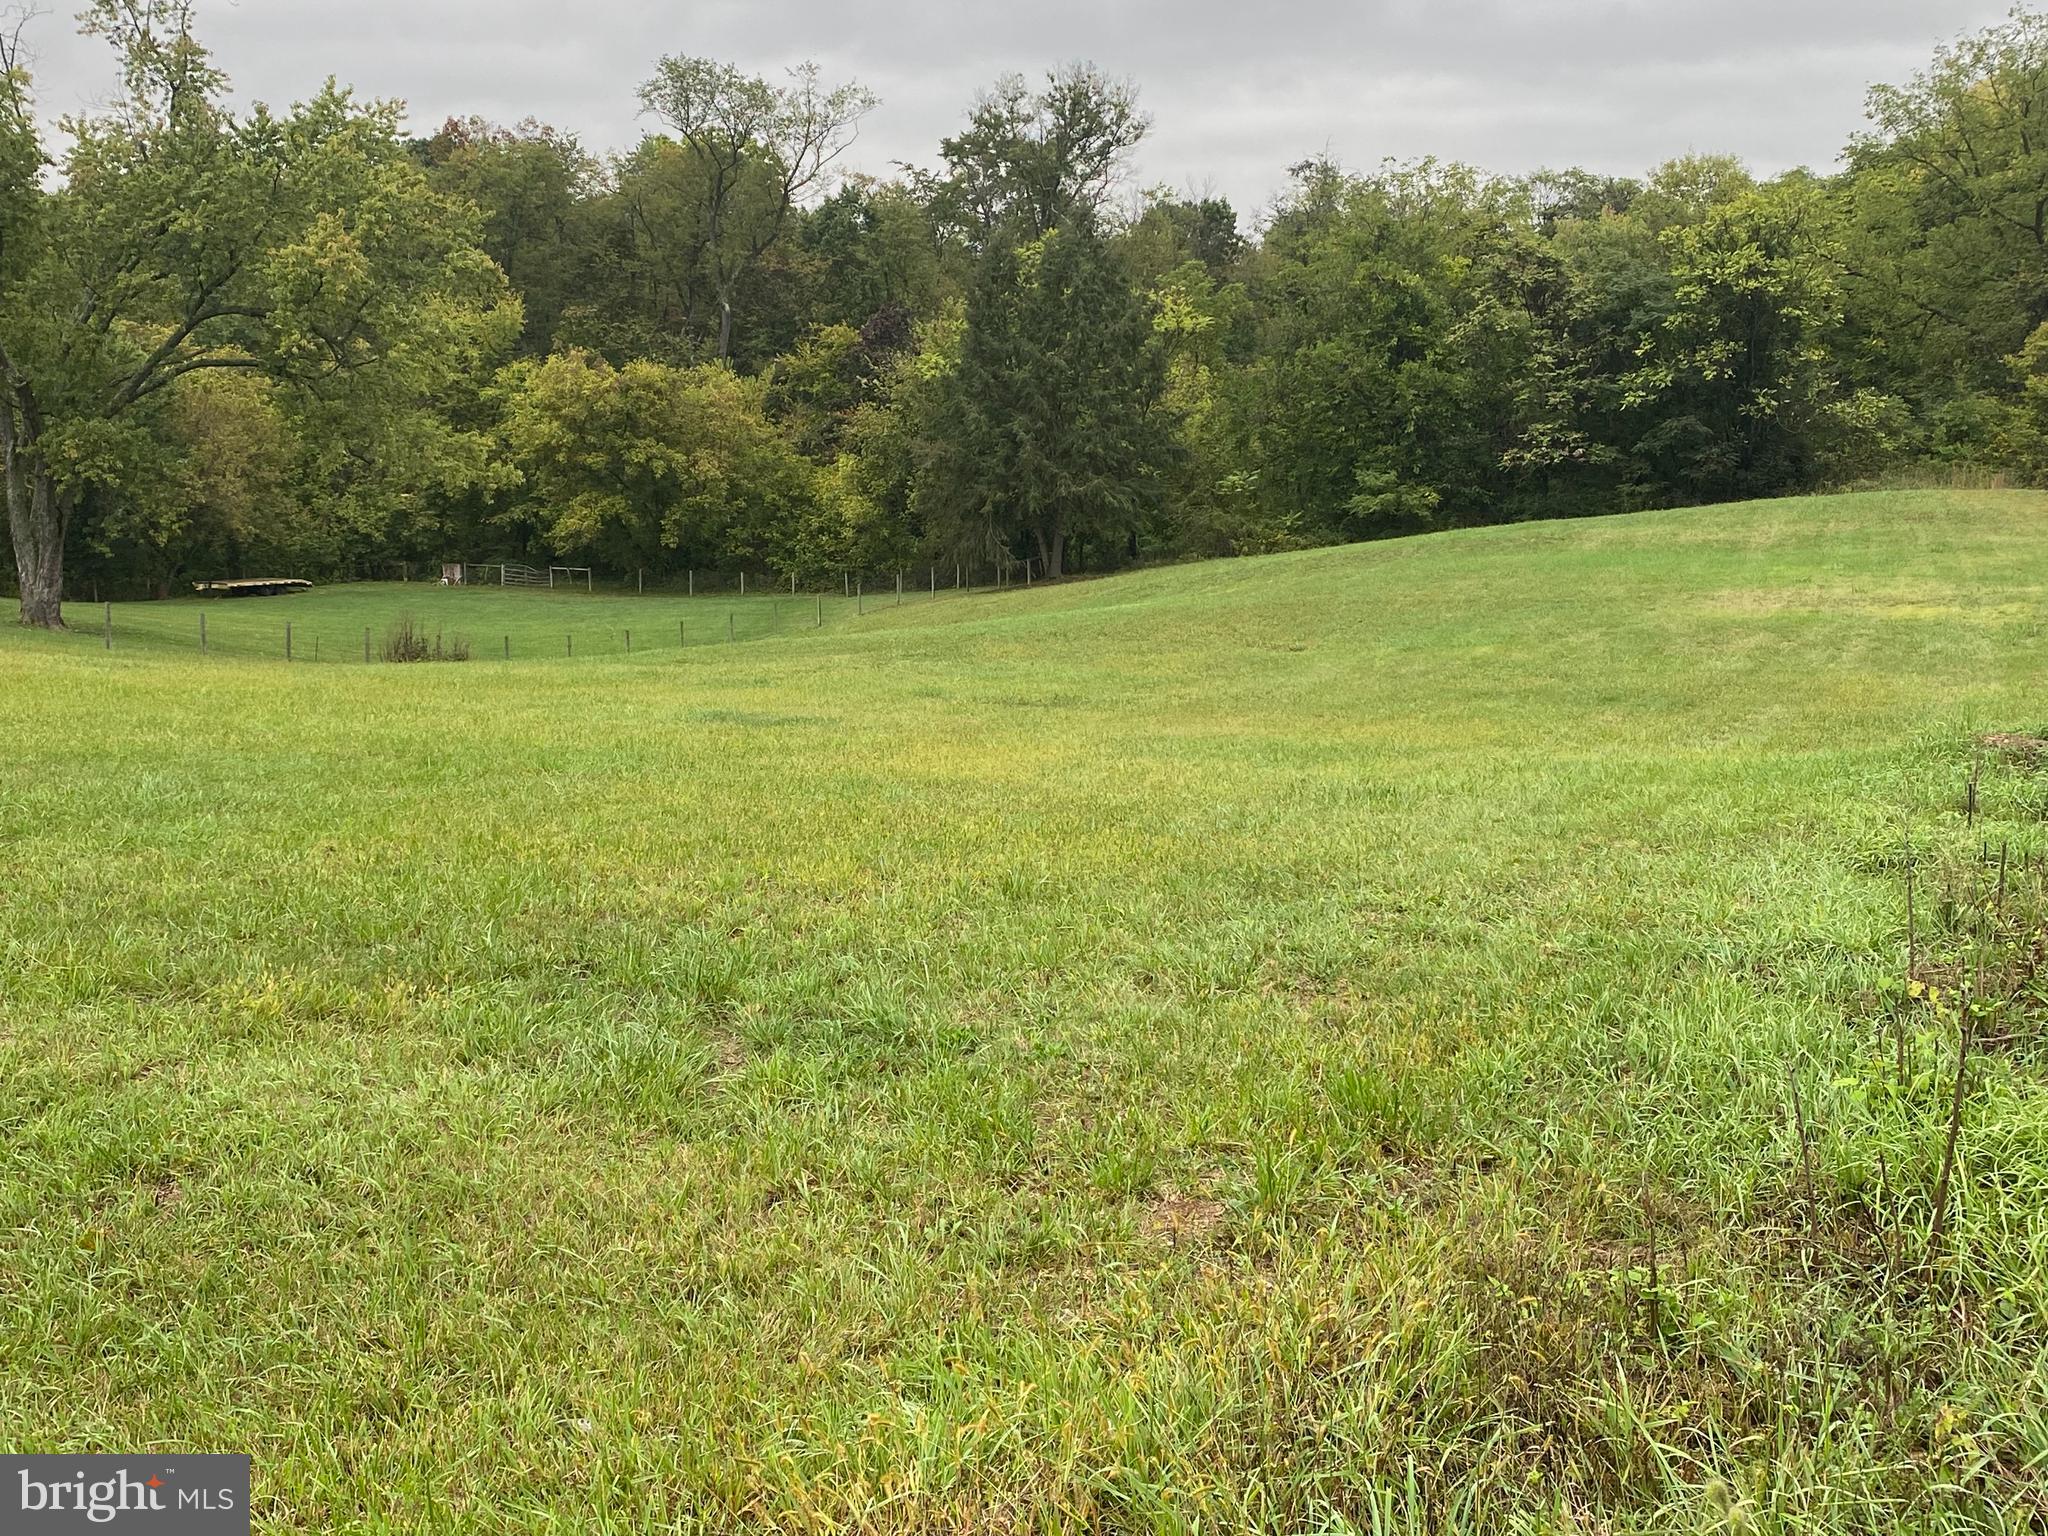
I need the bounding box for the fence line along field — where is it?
[42,578,974,663]
[4,488,2047,1532]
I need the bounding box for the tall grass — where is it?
[380,615,471,663]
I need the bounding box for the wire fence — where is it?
[23,552,1060,606]
[470,556,1052,599]
[56,560,1057,666]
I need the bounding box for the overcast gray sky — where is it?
[13,1,2015,217]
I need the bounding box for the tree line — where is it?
[9,0,2048,625]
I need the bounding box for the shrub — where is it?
[383,616,469,663]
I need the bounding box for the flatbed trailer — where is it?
[192,578,313,598]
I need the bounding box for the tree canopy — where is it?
[1,0,513,625]
[15,4,2048,622]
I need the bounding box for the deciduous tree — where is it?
[636,56,876,362]
[937,65,1147,242]
[0,0,512,627]
[497,351,817,573]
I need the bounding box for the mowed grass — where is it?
[2,489,2047,1532]
[42,577,932,664]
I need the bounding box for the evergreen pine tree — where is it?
[931,220,1173,577]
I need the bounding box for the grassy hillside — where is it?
[3,490,2045,1532]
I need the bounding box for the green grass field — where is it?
[4,489,2047,1533]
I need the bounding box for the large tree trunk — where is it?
[1035,525,1066,580]
[3,422,66,629]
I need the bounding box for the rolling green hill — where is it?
[3,490,2046,1532]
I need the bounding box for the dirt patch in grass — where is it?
[1139,1190,1227,1245]
[1977,731,2048,762]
